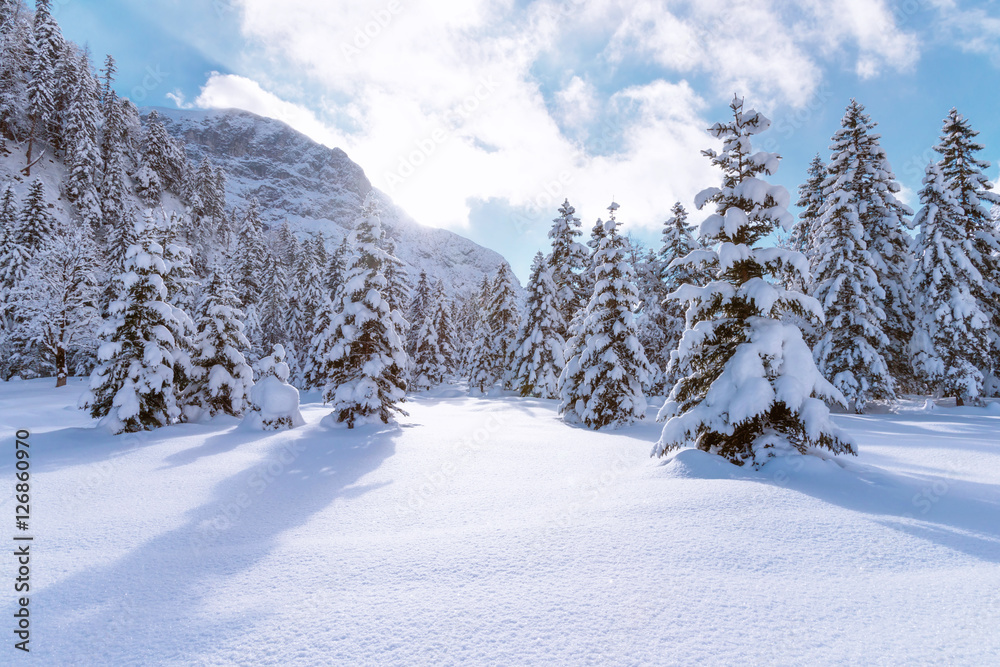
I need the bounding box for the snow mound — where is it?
[243,377,305,430]
[660,448,741,479]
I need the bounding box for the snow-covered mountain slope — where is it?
[152,107,516,293]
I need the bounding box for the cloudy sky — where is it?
[53,0,1000,280]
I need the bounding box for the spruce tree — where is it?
[64,51,102,228]
[287,240,326,387]
[546,198,587,334]
[25,0,61,173]
[653,96,853,465]
[258,249,290,353]
[933,108,1000,388]
[811,101,902,410]
[410,280,457,391]
[464,275,495,393]
[559,204,652,429]
[511,252,565,398]
[82,218,184,433]
[406,270,432,358]
[910,162,990,404]
[322,201,408,427]
[488,262,521,389]
[786,154,826,291]
[187,270,254,417]
[0,179,55,298]
[234,198,266,309]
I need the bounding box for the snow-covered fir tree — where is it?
[234,197,266,310]
[654,97,854,466]
[932,108,1000,390]
[245,344,304,430]
[287,239,327,387]
[649,202,704,395]
[464,275,495,393]
[258,249,290,354]
[511,252,565,398]
[811,101,901,410]
[910,162,991,404]
[559,203,652,429]
[488,262,521,389]
[321,200,408,427]
[25,0,62,173]
[0,179,55,300]
[187,270,254,418]
[546,198,588,335]
[785,154,826,291]
[63,50,102,228]
[82,218,185,433]
[406,270,432,358]
[410,280,458,391]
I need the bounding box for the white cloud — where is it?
[182,0,922,237]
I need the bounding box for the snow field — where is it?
[1,379,999,665]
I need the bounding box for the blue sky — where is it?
[52,0,1000,281]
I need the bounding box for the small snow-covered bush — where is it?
[244,345,304,430]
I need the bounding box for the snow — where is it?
[4,379,999,664]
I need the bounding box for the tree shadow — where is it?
[34,420,401,663]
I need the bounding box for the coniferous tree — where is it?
[910,162,991,405]
[464,275,495,393]
[488,262,521,389]
[99,96,134,234]
[933,108,1000,390]
[654,97,853,465]
[0,179,55,299]
[650,202,705,394]
[410,280,457,390]
[63,51,102,227]
[406,270,432,358]
[234,198,266,309]
[322,200,408,427]
[811,101,900,410]
[511,252,565,398]
[786,154,826,291]
[245,344,304,430]
[287,239,326,387]
[559,204,652,429]
[187,270,254,417]
[547,198,588,335]
[25,0,62,173]
[82,218,185,433]
[258,249,290,353]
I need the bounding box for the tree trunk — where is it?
[55,345,67,388]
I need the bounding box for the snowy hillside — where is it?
[152,106,518,293]
[3,378,999,664]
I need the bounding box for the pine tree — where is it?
[547,198,588,334]
[234,197,266,309]
[933,108,1000,389]
[82,218,184,433]
[410,280,457,390]
[406,270,432,358]
[511,252,565,398]
[786,154,826,291]
[0,179,55,298]
[488,262,521,389]
[322,200,408,427]
[910,162,991,405]
[99,96,134,233]
[559,203,652,429]
[811,100,902,410]
[651,202,704,394]
[464,275,495,393]
[653,96,853,465]
[581,216,606,298]
[287,239,326,387]
[326,235,350,296]
[63,50,102,227]
[25,0,62,174]
[187,270,254,417]
[139,109,186,194]
[258,249,290,353]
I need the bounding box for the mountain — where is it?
[152,107,516,293]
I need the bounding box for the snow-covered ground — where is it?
[2,378,999,665]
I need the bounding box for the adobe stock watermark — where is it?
[341,0,404,63]
[127,65,170,104]
[383,76,501,193]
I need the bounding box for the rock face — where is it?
[153,107,516,293]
